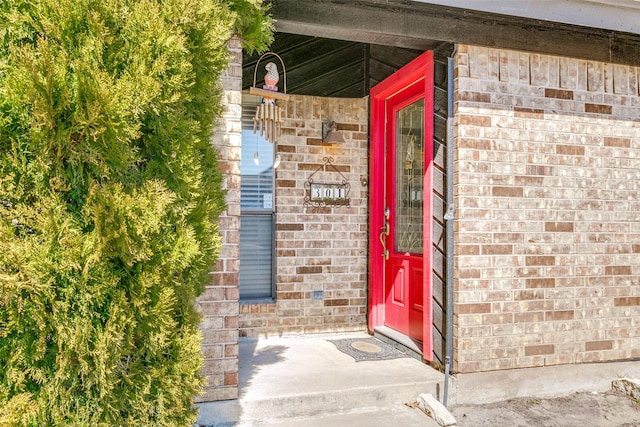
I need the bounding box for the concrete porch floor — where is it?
[197,329,640,426]
[197,331,445,426]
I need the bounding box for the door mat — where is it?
[327,337,409,362]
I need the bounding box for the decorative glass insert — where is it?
[395,99,424,254]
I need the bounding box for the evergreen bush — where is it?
[0,1,272,425]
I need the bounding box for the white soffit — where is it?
[415,0,640,35]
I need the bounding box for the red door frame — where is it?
[368,50,434,359]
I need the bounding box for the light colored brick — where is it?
[196,386,238,403]
[455,44,640,374]
[240,94,368,338]
[200,40,242,402]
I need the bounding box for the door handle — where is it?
[379,228,389,260]
[379,206,390,260]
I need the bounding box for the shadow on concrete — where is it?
[238,341,287,394]
[197,332,444,426]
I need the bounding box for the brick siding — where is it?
[239,95,369,337]
[196,39,242,402]
[454,45,640,372]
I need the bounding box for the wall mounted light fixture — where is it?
[322,120,345,144]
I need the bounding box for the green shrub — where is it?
[0,1,272,425]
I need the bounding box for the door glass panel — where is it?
[395,99,424,254]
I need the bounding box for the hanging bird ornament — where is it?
[264,62,280,90]
[249,53,289,144]
[252,62,282,141]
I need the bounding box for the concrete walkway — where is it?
[197,332,445,426]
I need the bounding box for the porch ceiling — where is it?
[243,33,438,98]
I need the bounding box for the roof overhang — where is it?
[414,0,640,35]
[270,0,640,66]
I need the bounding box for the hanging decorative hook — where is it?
[249,52,289,144]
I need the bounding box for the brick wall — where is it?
[239,95,369,337]
[453,45,640,372]
[196,39,242,402]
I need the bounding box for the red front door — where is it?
[369,51,434,359]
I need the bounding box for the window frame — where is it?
[239,93,277,303]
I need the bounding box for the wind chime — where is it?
[249,52,289,145]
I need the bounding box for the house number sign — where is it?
[309,183,348,202]
[304,157,351,210]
